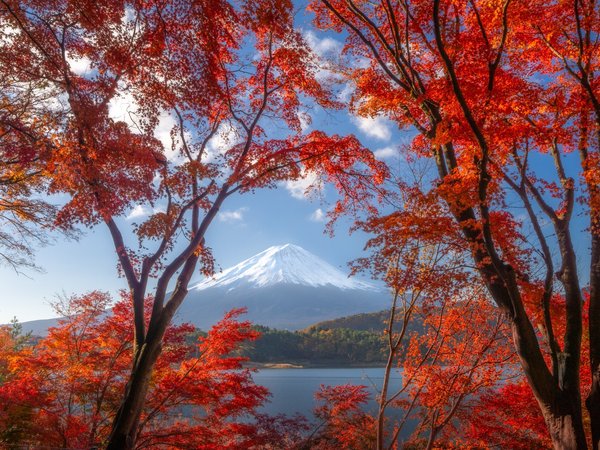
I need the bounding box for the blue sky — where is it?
[0,13,405,323]
[1,2,590,325]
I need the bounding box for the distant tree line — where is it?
[247,326,388,365]
[188,323,389,366]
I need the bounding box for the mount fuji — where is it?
[190,244,374,291]
[18,244,389,334]
[175,244,388,330]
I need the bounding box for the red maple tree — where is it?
[0,291,305,449]
[309,0,600,446]
[0,1,385,445]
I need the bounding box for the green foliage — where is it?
[303,311,390,333]
[242,326,388,365]
[7,317,31,351]
[187,311,424,365]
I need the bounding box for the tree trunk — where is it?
[589,368,600,450]
[588,382,600,450]
[509,309,587,450]
[106,261,196,448]
[488,264,586,449]
[106,338,162,450]
[541,394,588,450]
[587,232,600,449]
[377,351,395,450]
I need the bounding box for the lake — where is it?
[254,367,401,416]
[253,367,414,440]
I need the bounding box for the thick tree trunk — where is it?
[589,381,600,450]
[587,232,600,449]
[512,325,587,449]
[106,260,196,449]
[508,305,587,449]
[589,362,600,450]
[508,302,587,450]
[106,290,189,449]
[542,395,588,450]
[106,338,162,450]
[487,261,586,449]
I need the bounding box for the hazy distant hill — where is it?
[242,324,388,366]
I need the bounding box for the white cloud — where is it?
[122,6,136,24]
[338,82,355,102]
[298,111,311,132]
[125,204,165,221]
[283,170,322,200]
[218,207,248,223]
[108,91,183,163]
[351,115,392,141]
[126,204,149,220]
[304,30,342,58]
[108,89,139,128]
[67,55,92,76]
[354,56,371,69]
[310,208,326,222]
[206,122,240,163]
[374,146,397,160]
[303,30,345,85]
[0,22,20,46]
[153,112,181,162]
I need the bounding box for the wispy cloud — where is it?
[108,92,187,164]
[283,171,322,200]
[298,111,312,132]
[338,81,355,102]
[374,146,397,160]
[126,204,149,220]
[206,122,240,163]
[108,89,139,129]
[218,207,248,223]
[125,204,165,221]
[304,30,343,58]
[153,112,179,161]
[66,55,92,76]
[351,115,392,141]
[309,208,326,222]
[303,30,345,86]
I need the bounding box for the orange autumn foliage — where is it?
[0,1,387,444]
[310,0,600,447]
[309,384,377,450]
[0,292,303,449]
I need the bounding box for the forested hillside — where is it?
[244,325,388,365]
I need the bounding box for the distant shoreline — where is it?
[244,361,387,369]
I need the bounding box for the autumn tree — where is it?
[0,291,304,449]
[453,293,593,449]
[457,378,552,449]
[310,0,600,447]
[304,384,377,450]
[354,184,515,449]
[402,296,514,449]
[0,0,385,446]
[0,75,64,271]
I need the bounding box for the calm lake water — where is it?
[253,367,402,418]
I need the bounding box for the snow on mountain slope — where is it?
[190,243,376,291]
[19,244,387,334]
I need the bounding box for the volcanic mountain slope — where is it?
[18,244,390,334]
[175,244,389,330]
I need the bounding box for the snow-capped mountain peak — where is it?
[190,243,376,291]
